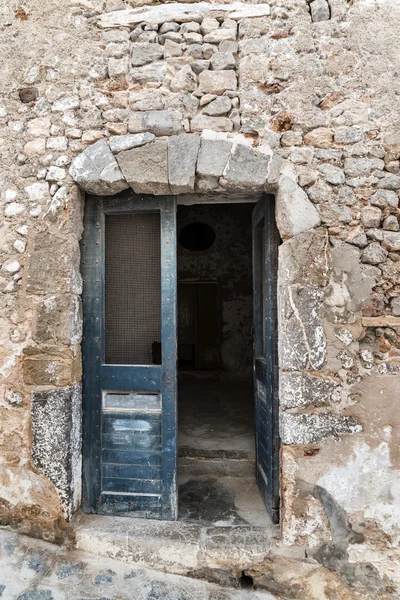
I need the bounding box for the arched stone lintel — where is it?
[69,134,320,240]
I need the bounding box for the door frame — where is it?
[81,193,279,522]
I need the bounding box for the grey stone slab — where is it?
[278,282,327,371]
[196,138,232,178]
[31,385,82,520]
[168,134,200,194]
[128,110,183,136]
[116,139,171,195]
[109,132,155,153]
[280,413,362,445]
[221,143,270,191]
[33,294,82,346]
[69,139,128,196]
[202,525,273,570]
[276,176,320,239]
[0,529,280,600]
[280,372,341,410]
[25,231,81,295]
[98,4,271,29]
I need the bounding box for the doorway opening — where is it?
[177,202,271,527]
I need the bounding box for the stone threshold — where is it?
[73,512,279,584]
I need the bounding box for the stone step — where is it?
[74,512,278,581]
[179,456,255,478]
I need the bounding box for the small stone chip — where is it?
[19,87,38,103]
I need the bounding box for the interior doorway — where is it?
[81,191,279,524]
[176,202,269,526]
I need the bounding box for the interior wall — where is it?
[177,203,254,379]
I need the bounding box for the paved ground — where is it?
[0,529,277,600]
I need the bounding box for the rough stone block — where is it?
[168,134,200,194]
[203,27,237,44]
[130,63,167,84]
[210,51,235,71]
[280,372,341,410]
[369,189,399,209]
[31,385,82,520]
[310,0,330,22]
[382,231,400,252]
[280,413,362,445]
[33,294,82,346]
[117,139,170,195]
[344,157,385,177]
[276,176,321,239]
[198,70,237,95]
[23,346,82,387]
[191,59,210,74]
[108,56,129,77]
[377,174,400,190]
[128,110,183,136]
[170,64,197,92]
[69,139,129,196]
[221,143,269,191]
[191,115,233,132]
[303,128,333,149]
[361,242,388,265]
[361,206,382,229]
[202,96,231,116]
[25,232,81,296]
[131,42,163,67]
[164,39,182,58]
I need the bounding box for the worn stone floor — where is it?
[178,379,255,458]
[178,476,272,528]
[0,529,278,600]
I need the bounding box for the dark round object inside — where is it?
[179,222,216,252]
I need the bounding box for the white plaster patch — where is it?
[318,441,400,543]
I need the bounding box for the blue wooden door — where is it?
[81,192,177,520]
[252,197,280,523]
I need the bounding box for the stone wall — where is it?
[0,0,400,596]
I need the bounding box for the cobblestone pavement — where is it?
[0,530,277,600]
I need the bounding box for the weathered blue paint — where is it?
[252,196,280,524]
[81,192,177,519]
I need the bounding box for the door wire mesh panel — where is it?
[105,213,161,365]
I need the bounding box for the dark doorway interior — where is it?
[178,282,219,370]
[177,203,270,527]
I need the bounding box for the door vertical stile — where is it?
[264,198,280,521]
[160,196,178,520]
[81,197,103,513]
[252,196,280,524]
